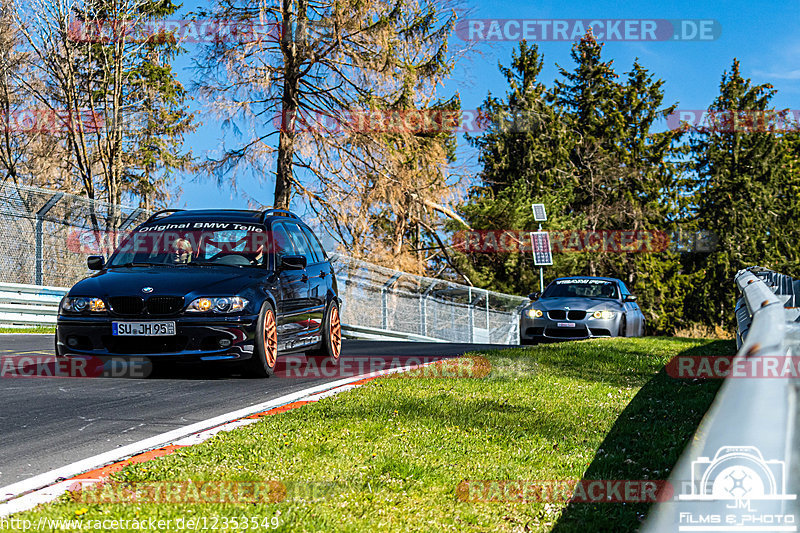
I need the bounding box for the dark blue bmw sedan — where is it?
[56,209,342,377]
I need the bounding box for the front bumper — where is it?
[56,314,260,362]
[519,314,619,342]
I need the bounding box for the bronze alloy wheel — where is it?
[308,301,342,362]
[263,307,278,368]
[248,302,279,377]
[329,304,341,360]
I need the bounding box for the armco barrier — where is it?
[642,266,800,530]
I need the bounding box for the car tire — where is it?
[247,302,279,377]
[618,316,627,337]
[520,338,538,346]
[54,336,63,358]
[306,300,342,364]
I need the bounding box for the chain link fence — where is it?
[0,183,526,344]
[0,182,147,287]
[331,254,526,344]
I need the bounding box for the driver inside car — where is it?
[171,237,193,264]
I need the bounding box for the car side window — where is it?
[284,223,315,264]
[301,226,327,263]
[618,283,636,304]
[271,223,296,267]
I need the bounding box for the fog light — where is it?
[67,336,79,347]
[219,338,232,348]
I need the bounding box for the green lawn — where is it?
[7,337,732,532]
[0,327,55,334]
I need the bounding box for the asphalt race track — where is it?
[0,336,504,486]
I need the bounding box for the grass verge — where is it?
[8,337,732,532]
[0,326,55,334]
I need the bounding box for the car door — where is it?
[300,224,331,338]
[283,222,322,345]
[271,222,310,346]
[618,282,641,336]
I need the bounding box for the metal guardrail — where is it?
[643,266,800,531]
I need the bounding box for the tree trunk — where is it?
[274,0,304,210]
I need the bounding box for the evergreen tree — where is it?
[685,59,800,327]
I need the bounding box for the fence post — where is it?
[382,273,401,331]
[34,193,64,285]
[468,287,474,343]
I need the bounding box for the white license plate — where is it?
[557,322,576,328]
[113,322,175,336]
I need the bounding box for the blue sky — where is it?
[171,0,800,212]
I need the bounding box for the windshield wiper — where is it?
[113,262,159,268]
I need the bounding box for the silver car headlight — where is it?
[186,297,248,314]
[525,308,543,318]
[590,310,616,319]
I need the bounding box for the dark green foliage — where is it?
[684,60,800,327]
[459,35,699,333]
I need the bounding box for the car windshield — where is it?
[542,279,619,299]
[107,222,269,267]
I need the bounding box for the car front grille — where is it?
[146,296,184,315]
[110,296,145,315]
[109,296,184,316]
[547,310,586,320]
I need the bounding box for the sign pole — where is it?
[538,222,544,293]
[531,204,550,294]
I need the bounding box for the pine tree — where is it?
[685,59,800,327]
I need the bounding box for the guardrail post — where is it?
[34,193,64,285]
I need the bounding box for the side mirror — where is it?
[280,254,307,270]
[624,295,637,303]
[528,292,540,301]
[87,256,105,270]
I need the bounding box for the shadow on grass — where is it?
[550,340,735,532]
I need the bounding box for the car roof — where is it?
[140,209,303,226]
[552,276,622,284]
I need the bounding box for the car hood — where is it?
[68,266,266,299]
[531,297,623,311]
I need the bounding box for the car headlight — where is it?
[186,297,249,314]
[60,297,107,314]
[591,310,616,320]
[526,308,543,319]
